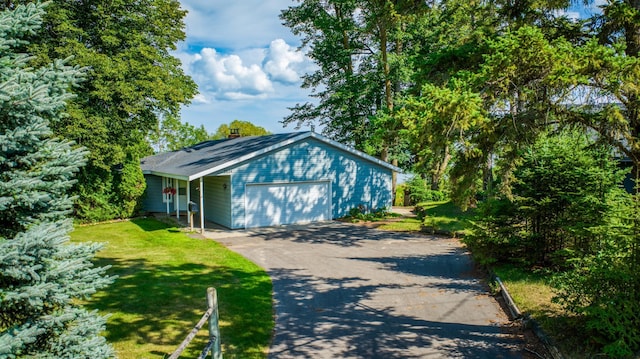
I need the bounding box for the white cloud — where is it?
[175,1,318,133]
[187,48,274,100]
[264,39,306,83]
[192,93,210,104]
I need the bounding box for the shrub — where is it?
[552,194,640,357]
[465,131,624,268]
[405,176,448,204]
[347,206,390,221]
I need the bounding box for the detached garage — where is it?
[140,132,399,230]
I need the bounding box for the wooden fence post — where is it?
[207,287,222,359]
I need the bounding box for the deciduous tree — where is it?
[0,0,198,221]
[212,120,271,139]
[149,116,211,153]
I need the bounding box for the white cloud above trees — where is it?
[173,1,317,132]
[264,39,306,84]
[179,40,313,102]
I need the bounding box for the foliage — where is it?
[404,176,447,204]
[553,193,640,358]
[211,120,271,140]
[347,206,391,222]
[464,131,624,267]
[115,159,146,218]
[71,218,273,359]
[0,0,198,221]
[280,0,423,163]
[148,116,211,153]
[398,80,487,191]
[394,183,406,206]
[0,4,113,356]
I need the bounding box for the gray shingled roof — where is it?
[141,132,305,180]
[141,131,400,181]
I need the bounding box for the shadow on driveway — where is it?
[212,222,523,358]
[269,268,521,359]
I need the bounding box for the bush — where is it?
[347,206,390,221]
[552,194,640,357]
[465,131,624,268]
[115,159,146,218]
[394,184,406,206]
[405,176,448,204]
[464,130,639,356]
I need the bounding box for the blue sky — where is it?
[175,0,316,134]
[175,1,606,135]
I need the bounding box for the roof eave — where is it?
[143,170,189,181]
[187,132,314,180]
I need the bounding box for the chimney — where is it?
[228,128,240,139]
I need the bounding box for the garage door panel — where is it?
[246,182,330,228]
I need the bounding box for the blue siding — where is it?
[227,138,392,229]
[142,175,165,212]
[202,176,232,228]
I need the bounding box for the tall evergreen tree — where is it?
[0,3,113,357]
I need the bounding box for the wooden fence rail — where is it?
[169,287,222,359]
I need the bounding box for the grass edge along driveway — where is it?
[71,218,273,359]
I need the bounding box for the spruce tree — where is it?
[0,3,114,358]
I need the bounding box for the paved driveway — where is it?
[210,222,522,358]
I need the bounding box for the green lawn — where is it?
[493,266,589,356]
[415,201,476,236]
[376,217,423,232]
[493,266,561,324]
[71,218,273,359]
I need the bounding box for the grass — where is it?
[415,201,476,236]
[493,266,562,324]
[71,218,273,359]
[376,217,423,232]
[493,266,590,357]
[350,201,476,233]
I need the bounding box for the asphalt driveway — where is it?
[210,222,522,358]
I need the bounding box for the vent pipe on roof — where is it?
[228,128,240,139]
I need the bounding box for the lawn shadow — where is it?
[130,217,178,232]
[87,256,272,358]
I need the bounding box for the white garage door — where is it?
[245,182,331,228]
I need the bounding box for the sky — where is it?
[175,0,315,135]
[175,1,606,136]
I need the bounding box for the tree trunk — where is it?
[431,145,451,191]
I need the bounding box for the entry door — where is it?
[245,182,331,228]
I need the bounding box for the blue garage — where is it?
[140,132,399,230]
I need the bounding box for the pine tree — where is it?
[0,3,114,358]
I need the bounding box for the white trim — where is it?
[175,179,180,219]
[186,180,191,225]
[229,174,234,229]
[199,177,204,234]
[146,171,189,181]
